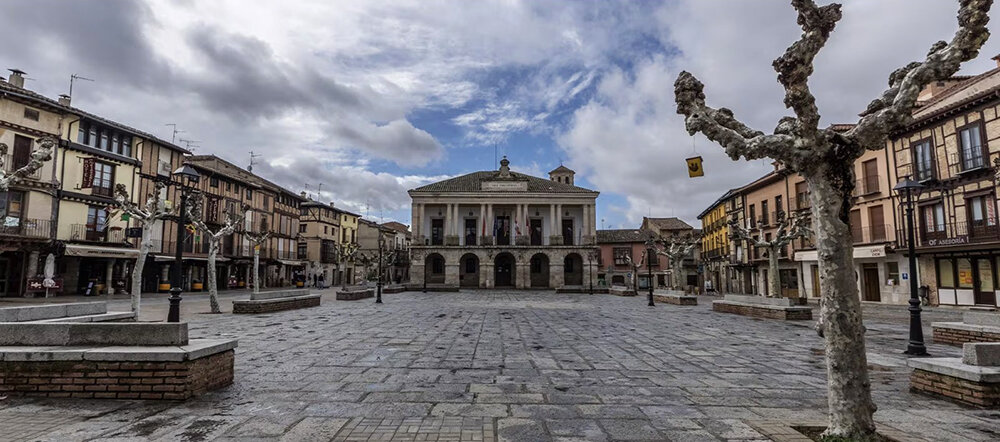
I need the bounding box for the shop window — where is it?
[957,258,974,289]
[887,262,900,286]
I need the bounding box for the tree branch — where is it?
[847,0,992,151]
[0,137,55,191]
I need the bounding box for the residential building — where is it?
[697,189,737,293]
[380,221,412,283]
[298,198,341,286]
[408,157,599,289]
[888,62,1000,307]
[596,228,666,289]
[639,217,702,290]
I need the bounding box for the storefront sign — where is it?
[26,278,63,293]
[926,236,969,247]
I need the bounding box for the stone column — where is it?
[411,203,419,239]
[479,203,486,244]
[418,204,425,244]
[549,204,556,245]
[487,204,494,245]
[591,204,597,237]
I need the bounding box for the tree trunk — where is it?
[768,248,781,298]
[207,239,220,313]
[341,260,348,289]
[131,223,153,318]
[672,260,684,290]
[252,248,260,299]
[808,174,877,439]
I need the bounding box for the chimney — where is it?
[7,69,25,88]
[58,94,71,107]
[300,191,306,198]
[993,54,1000,68]
[329,201,335,208]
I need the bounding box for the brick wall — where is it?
[712,302,812,320]
[233,295,321,314]
[653,294,697,305]
[335,290,374,301]
[910,368,1000,408]
[932,326,1000,346]
[0,350,234,400]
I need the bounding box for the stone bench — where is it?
[336,287,375,301]
[0,302,134,323]
[712,294,813,320]
[653,290,698,305]
[908,342,1000,408]
[0,322,236,400]
[933,310,1000,346]
[608,286,636,297]
[233,289,320,314]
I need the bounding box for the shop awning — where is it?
[278,259,307,267]
[64,244,140,258]
[154,255,230,262]
[794,244,889,262]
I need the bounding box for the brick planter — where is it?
[653,293,698,305]
[712,300,812,320]
[336,288,374,300]
[910,367,1000,408]
[933,311,1000,346]
[233,294,321,314]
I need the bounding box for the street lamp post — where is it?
[894,177,928,356]
[376,235,385,304]
[587,250,595,295]
[167,164,200,323]
[645,237,655,307]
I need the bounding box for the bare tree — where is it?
[673,1,991,438]
[186,197,247,313]
[337,242,360,289]
[655,233,699,290]
[112,181,171,317]
[0,137,54,191]
[729,211,811,298]
[245,220,271,298]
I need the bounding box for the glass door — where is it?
[975,258,997,306]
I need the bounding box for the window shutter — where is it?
[81,158,95,188]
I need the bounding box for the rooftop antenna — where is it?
[304,183,311,199]
[601,218,605,230]
[164,124,184,144]
[317,183,323,199]
[68,74,94,99]
[248,151,261,172]
[178,138,200,152]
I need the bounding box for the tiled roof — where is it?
[381,221,411,234]
[597,229,656,244]
[410,170,596,194]
[642,217,693,231]
[0,79,189,154]
[548,165,574,174]
[911,67,1000,122]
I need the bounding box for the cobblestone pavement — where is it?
[2,291,998,441]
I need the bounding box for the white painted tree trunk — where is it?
[252,248,261,299]
[131,223,154,317]
[767,248,780,298]
[207,239,221,313]
[808,175,877,437]
[672,261,684,290]
[341,260,348,289]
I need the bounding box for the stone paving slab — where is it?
[0,291,998,441]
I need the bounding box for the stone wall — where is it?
[933,326,1000,346]
[910,368,1000,408]
[712,301,812,320]
[0,350,234,400]
[233,295,321,314]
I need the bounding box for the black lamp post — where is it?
[645,237,655,306]
[376,234,385,304]
[894,176,928,356]
[587,250,595,295]
[167,164,200,323]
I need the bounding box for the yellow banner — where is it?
[686,156,704,177]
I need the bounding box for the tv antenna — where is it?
[248,151,261,172]
[316,183,323,198]
[164,124,184,143]
[178,138,200,152]
[68,74,94,99]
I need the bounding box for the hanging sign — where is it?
[120,213,130,221]
[686,156,704,178]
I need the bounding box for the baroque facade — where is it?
[408,158,599,289]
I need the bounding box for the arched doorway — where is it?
[425,253,445,284]
[530,253,549,288]
[459,253,479,288]
[494,253,516,288]
[564,253,583,286]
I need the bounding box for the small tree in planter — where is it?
[245,218,271,299]
[111,180,171,317]
[186,197,248,313]
[655,233,699,291]
[0,136,54,190]
[337,242,360,289]
[729,211,811,298]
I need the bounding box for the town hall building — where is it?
[408,157,599,289]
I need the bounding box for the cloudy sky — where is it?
[3,0,998,229]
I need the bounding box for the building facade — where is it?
[639,217,702,290]
[596,229,665,289]
[408,158,599,289]
[698,190,735,293]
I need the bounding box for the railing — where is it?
[853,175,881,197]
[0,218,50,238]
[790,195,810,211]
[850,224,892,244]
[898,221,1000,248]
[1,154,43,180]
[69,224,125,243]
[91,185,114,198]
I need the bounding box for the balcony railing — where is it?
[0,218,50,238]
[1,154,43,180]
[850,224,892,244]
[790,195,811,211]
[853,175,881,197]
[91,185,114,198]
[69,224,125,243]
[898,221,1000,248]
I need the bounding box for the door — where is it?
[967,195,998,239]
[973,258,997,306]
[862,264,881,302]
[495,216,510,245]
[495,255,514,287]
[530,219,542,245]
[811,265,820,298]
[464,218,477,246]
[0,257,8,296]
[12,135,32,170]
[849,209,863,243]
[431,218,444,245]
[562,219,574,245]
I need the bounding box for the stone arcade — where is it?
[408,157,599,289]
